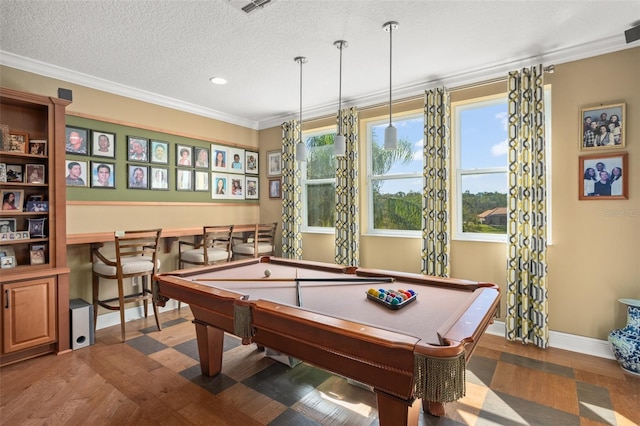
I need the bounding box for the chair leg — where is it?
[118,279,126,343]
[142,276,149,319]
[92,273,100,334]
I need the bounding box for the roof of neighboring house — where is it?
[478,207,508,218]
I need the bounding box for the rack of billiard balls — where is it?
[366,288,417,310]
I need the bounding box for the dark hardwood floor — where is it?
[1,308,638,425]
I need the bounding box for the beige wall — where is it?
[258,47,640,341]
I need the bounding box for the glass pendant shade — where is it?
[295,140,307,162]
[334,134,346,156]
[384,125,397,150]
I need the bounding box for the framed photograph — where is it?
[65,160,88,187]
[211,145,227,172]
[26,164,45,184]
[30,249,46,265]
[267,150,282,177]
[0,218,17,233]
[176,169,192,191]
[26,201,48,212]
[580,103,625,151]
[0,124,10,151]
[28,218,46,238]
[150,167,169,190]
[127,136,149,162]
[269,178,282,199]
[29,139,47,156]
[0,163,5,182]
[27,194,45,202]
[579,152,628,200]
[2,189,24,211]
[8,131,29,153]
[176,144,193,167]
[91,162,116,188]
[229,175,245,199]
[194,147,210,169]
[65,126,89,155]
[91,130,116,158]
[6,164,23,182]
[228,147,245,174]
[128,165,148,189]
[212,173,229,199]
[245,176,259,200]
[150,140,169,164]
[194,170,209,192]
[245,150,259,175]
[1,256,16,269]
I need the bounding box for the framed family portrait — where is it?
[29,139,47,155]
[245,176,259,200]
[150,140,169,164]
[127,136,149,162]
[245,150,259,175]
[269,178,282,199]
[90,162,116,188]
[150,167,169,190]
[211,173,229,199]
[91,130,116,158]
[8,131,29,153]
[211,145,227,172]
[65,126,89,155]
[267,150,282,177]
[26,164,45,184]
[228,147,245,174]
[579,152,628,200]
[176,145,193,167]
[2,189,24,211]
[580,102,625,151]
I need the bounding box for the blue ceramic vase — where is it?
[608,299,640,376]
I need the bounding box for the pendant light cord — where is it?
[388,24,393,127]
[299,58,303,142]
[338,42,343,135]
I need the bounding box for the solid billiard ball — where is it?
[264,269,272,277]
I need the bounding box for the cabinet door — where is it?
[2,277,56,353]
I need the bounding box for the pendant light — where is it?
[333,40,348,157]
[383,21,398,150]
[294,56,308,162]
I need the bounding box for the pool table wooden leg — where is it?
[424,400,445,416]
[375,391,419,426]
[194,321,224,377]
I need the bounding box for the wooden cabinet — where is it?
[0,87,71,366]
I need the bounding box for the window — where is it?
[301,128,337,232]
[367,113,424,234]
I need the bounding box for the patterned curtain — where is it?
[421,88,451,277]
[281,120,303,259]
[505,65,548,348]
[335,107,359,266]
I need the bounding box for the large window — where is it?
[301,128,337,232]
[367,113,424,234]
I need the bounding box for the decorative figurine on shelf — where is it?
[608,298,640,376]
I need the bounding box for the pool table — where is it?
[154,257,500,425]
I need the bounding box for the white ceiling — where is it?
[1,0,639,130]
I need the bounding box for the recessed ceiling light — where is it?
[209,77,227,85]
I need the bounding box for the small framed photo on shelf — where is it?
[229,176,244,199]
[29,139,47,156]
[128,165,148,189]
[150,167,169,190]
[30,249,46,265]
[28,217,47,238]
[194,171,209,192]
[1,256,16,269]
[0,163,6,182]
[245,150,259,175]
[176,169,192,191]
[27,194,45,202]
[65,126,89,155]
[579,152,628,200]
[26,201,48,212]
[6,164,23,182]
[267,150,282,177]
[91,162,116,188]
[65,160,88,187]
[269,178,282,199]
[194,147,210,169]
[0,124,10,151]
[127,136,149,162]
[580,102,625,151]
[212,173,229,199]
[0,218,17,233]
[1,189,24,211]
[211,145,227,172]
[91,130,116,158]
[245,176,259,200]
[150,140,169,164]
[8,131,29,153]
[176,145,193,167]
[228,147,245,174]
[26,164,45,184]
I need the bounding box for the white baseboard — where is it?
[97,307,614,360]
[486,321,614,360]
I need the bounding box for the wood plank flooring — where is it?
[1,308,638,425]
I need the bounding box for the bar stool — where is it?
[92,228,162,342]
[232,222,277,259]
[178,225,234,268]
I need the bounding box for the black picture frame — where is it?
[150,140,169,164]
[245,176,259,200]
[245,150,259,175]
[127,164,149,189]
[150,167,169,190]
[65,125,89,155]
[28,217,46,238]
[194,171,209,192]
[127,136,149,162]
[91,161,116,188]
[176,169,193,191]
[194,147,210,169]
[176,144,193,167]
[91,130,116,158]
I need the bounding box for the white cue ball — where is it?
[264,269,271,277]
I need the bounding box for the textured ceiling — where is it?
[1,0,639,129]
